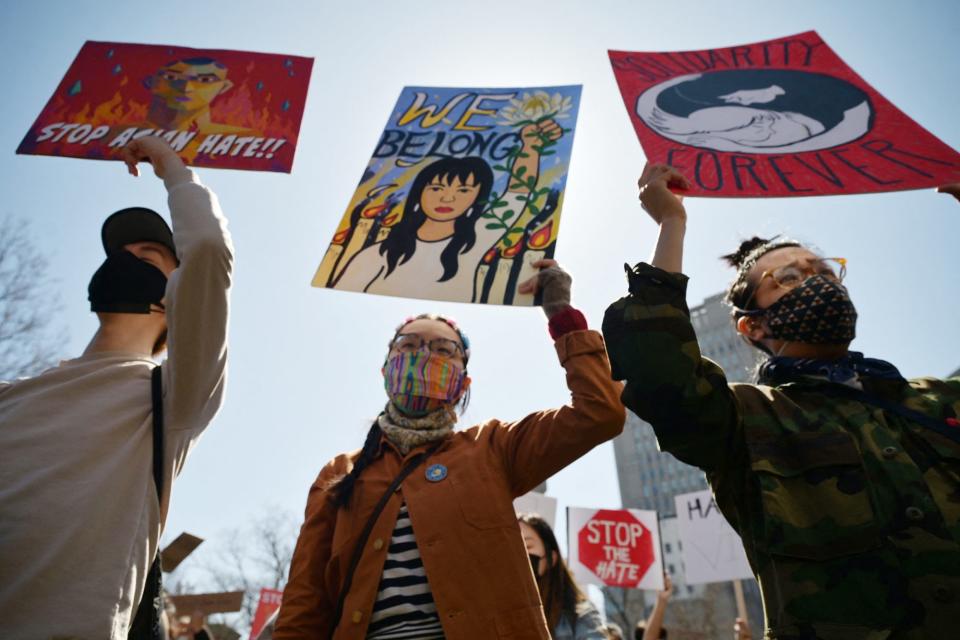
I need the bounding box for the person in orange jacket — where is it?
[274,260,625,640]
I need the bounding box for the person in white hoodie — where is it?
[0,136,233,640]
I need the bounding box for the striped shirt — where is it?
[366,504,445,639]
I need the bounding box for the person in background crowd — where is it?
[168,608,213,640]
[636,573,752,640]
[0,136,233,640]
[518,513,607,640]
[274,260,625,639]
[602,162,960,639]
[636,573,671,640]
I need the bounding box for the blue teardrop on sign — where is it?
[425,464,447,482]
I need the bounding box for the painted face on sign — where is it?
[419,173,481,223]
[148,59,233,112]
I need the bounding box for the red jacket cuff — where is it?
[548,306,588,340]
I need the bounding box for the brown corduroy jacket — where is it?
[274,330,625,640]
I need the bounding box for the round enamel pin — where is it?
[425,463,447,482]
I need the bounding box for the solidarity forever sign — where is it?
[17,41,313,173]
[312,85,582,305]
[674,490,753,585]
[610,31,960,197]
[567,507,664,590]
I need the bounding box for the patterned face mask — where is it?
[383,351,467,416]
[760,274,858,344]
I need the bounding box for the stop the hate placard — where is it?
[17,41,313,173]
[567,507,663,590]
[609,31,960,197]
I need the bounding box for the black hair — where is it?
[722,236,802,355]
[518,514,588,632]
[165,56,226,69]
[722,236,802,311]
[379,157,494,282]
[332,422,383,508]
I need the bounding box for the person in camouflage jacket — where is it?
[601,164,960,639]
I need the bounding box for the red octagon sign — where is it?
[577,509,655,587]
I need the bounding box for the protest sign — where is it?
[313,85,582,304]
[609,31,960,197]
[167,590,244,616]
[514,492,558,529]
[567,507,663,590]
[17,41,312,172]
[674,490,753,585]
[160,532,203,573]
[249,588,283,640]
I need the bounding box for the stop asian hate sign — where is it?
[567,507,664,590]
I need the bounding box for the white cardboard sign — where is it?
[513,492,559,529]
[674,489,753,585]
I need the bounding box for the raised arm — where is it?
[123,137,233,438]
[601,165,739,474]
[638,162,690,274]
[508,119,562,196]
[487,262,625,496]
[643,574,672,640]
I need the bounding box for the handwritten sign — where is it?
[674,490,753,585]
[609,31,960,197]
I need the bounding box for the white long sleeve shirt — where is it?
[0,168,233,640]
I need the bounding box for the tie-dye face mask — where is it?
[383,351,467,416]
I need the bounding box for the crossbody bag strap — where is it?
[821,384,960,446]
[330,441,443,638]
[151,365,164,500]
[128,366,165,640]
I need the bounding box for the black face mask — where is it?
[760,274,858,344]
[88,250,168,314]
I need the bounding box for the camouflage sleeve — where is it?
[602,262,741,474]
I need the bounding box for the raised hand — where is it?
[734,617,753,640]
[521,118,563,149]
[120,136,186,179]
[938,183,960,203]
[518,258,572,318]
[638,162,690,225]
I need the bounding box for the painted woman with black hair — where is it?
[335,119,562,302]
[274,262,624,640]
[602,163,960,639]
[517,514,606,640]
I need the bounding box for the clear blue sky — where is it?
[2,0,958,588]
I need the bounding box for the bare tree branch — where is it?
[0,214,66,379]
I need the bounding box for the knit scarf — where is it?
[378,401,457,455]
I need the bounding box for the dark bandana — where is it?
[758,351,904,386]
